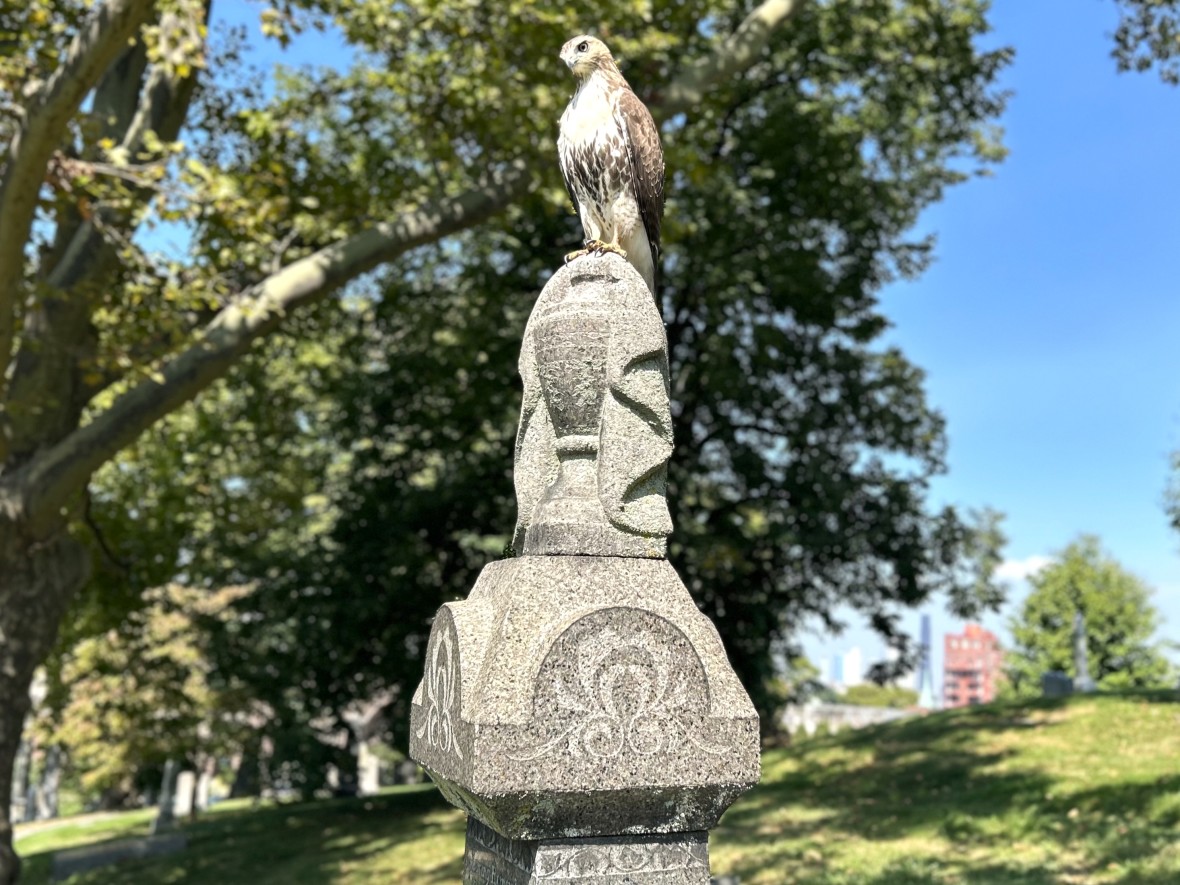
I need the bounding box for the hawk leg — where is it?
[564,239,628,264]
[592,240,628,259]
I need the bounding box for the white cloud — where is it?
[996,555,1052,582]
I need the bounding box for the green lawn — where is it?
[16,691,1180,884]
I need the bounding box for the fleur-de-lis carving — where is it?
[416,629,462,759]
[511,616,724,761]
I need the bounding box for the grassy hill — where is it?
[15,691,1180,884]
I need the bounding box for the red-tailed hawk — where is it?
[558,35,665,294]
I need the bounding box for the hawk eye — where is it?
[577,41,588,52]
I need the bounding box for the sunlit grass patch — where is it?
[14,691,1179,884]
[711,691,1180,884]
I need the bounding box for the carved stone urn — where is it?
[409,254,760,884]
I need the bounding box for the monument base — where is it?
[463,817,710,884]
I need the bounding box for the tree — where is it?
[63,0,1015,789]
[0,0,811,878]
[1112,0,1180,83]
[1005,536,1177,696]
[182,0,1013,762]
[839,684,918,708]
[34,583,251,807]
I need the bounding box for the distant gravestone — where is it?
[1041,671,1073,698]
[358,741,381,795]
[150,759,178,835]
[37,746,62,820]
[1073,611,1096,693]
[173,771,196,817]
[195,768,212,810]
[394,760,421,785]
[780,703,912,737]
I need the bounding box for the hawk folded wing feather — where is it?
[620,87,664,267]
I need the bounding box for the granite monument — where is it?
[409,254,760,883]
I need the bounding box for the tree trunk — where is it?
[228,740,261,800]
[0,528,90,885]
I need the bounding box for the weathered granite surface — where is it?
[409,255,760,883]
[513,254,672,558]
[409,555,759,838]
[463,818,710,884]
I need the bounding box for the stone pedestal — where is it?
[1073,611,1096,693]
[410,556,759,842]
[409,255,759,883]
[463,818,710,884]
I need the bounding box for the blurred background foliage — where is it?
[1002,536,1178,698]
[27,0,1020,802]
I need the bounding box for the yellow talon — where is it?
[580,239,627,259]
[565,240,627,264]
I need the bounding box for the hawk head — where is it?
[560,35,617,81]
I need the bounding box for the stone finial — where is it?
[512,254,672,558]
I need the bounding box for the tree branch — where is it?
[12,160,529,537]
[4,0,805,535]
[659,0,807,118]
[0,0,158,402]
[4,4,206,467]
[46,7,204,293]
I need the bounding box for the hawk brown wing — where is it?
[619,88,665,261]
[558,144,580,219]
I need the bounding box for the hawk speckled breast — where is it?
[557,35,665,294]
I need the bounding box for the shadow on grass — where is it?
[20,786,465,885]
[718,692,1180,883]
[726,702,1058,838]
[21,691,1180,883]
[795,857,1062,884]
[788,855,1180,885]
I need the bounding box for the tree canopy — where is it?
[839,684,919,709]
[0,2,841,876]
[89,0,1012,764]
[1005,536,1176,696]
[1112,0,1180,84]
[2,0,1012,874]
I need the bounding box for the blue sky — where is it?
[212,2,1180,684]
[802,0,1180,683]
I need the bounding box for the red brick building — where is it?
[943,624,1002,707]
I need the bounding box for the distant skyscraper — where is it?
[843,646,864,688]
[916,613,937,709]
[943,624,1003,707]
[829,648,864,690]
